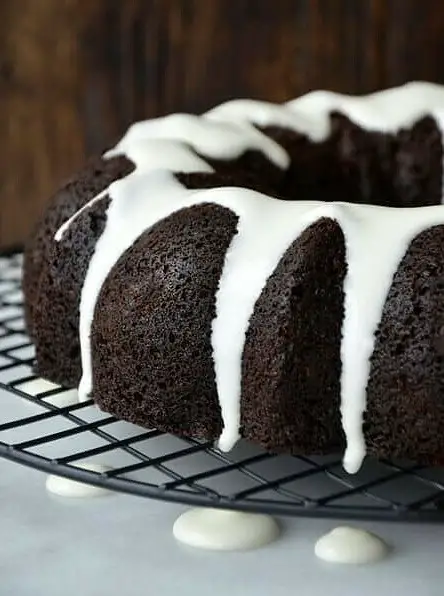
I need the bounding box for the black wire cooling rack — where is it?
[2,248,444,522]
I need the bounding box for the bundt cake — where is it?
[23,81,444,474]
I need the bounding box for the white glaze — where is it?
[314,526,389,564]
[287,81,444,136]
[45,463,111,498]
[173,508,280,551]
[206,98,325,140]
[112,113,289,169]
[333,204,444,472]
[208,81,444,139]
[105,139,214,173]
[55,188,109,242]
[54,82,444,472]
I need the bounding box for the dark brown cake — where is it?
[92,204,238,439]
[366,225,444,464]
[23,83,444,472]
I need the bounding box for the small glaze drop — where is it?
[173,508,280,551]
[46,463,111,498]
[315,526,389,565]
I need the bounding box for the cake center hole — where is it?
[269,113,442,209]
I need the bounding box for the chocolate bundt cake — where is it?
[23,81,444,473]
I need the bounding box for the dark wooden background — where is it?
[2,0,444,246]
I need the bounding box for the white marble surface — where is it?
[2,451,444,596]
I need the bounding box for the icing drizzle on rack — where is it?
[55,81,444,474]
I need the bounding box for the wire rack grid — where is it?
[2,248,444,522]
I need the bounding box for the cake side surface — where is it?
[91,204,238,439]
[241,217,346,454]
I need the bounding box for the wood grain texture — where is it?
[386,0,444,85]
[2,0,444,245]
